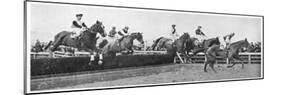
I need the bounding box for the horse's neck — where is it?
[177,36,188,43]
[127,36,135,43]
[230,41,245,50]
[179,35,188,40]
[84,31,97,40]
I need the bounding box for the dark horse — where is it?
[151,33,192,63]
[191,37,221,56]
[49,20,106,62]
[185,37,200,55]
[31,40,44,52]
[101,32,144,56]
[98,32,144,64]
[204,38,250,72]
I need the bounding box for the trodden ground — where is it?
[32,64,262,91]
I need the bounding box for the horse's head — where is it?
[132,32,144,44]
[242,38,250,51]
[214,37,221,45]
[89,20,106,37]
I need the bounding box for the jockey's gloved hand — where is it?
[82,27,88,31]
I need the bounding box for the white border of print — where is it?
[24,1,264,94]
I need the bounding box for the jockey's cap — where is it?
[125,26,129,29]
[76,14,83,17]
[172,24,176,27]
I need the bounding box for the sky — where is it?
[27,2,262,45]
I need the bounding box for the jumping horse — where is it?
[152,33,192,63]
[49,20,106,64]
[191,37,221,56]
[98,32,144,64]
[204,38,250,72]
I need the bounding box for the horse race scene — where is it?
[25,1,263,93]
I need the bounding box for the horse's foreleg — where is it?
[89,52,96,65]
[227,54,244,69]
[204,61,208,72]
[183,54,191,64]
[210,61,217,73]
[233,56,245,69]
[130,49,134,54]
[227,58,236,68]
[98,53,103,65]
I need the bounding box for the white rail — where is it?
[30,51,262,64]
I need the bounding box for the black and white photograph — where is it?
[24,1,263,94]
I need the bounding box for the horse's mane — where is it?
[179,33,190,39]
[89,23,99,32]
[208,37,218,41]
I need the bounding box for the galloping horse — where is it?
[151,33,192,63]
[49,20,106,62]
[185,37,200,55]
[151,37,170,51]
[100,32,144,56]
[203,38,250,72]
[191,37,221,56]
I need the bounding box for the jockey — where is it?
[107,27,118,43]
[223,32,235,49]
[195,26,206,42]
[117,26,130,38]
[70,13,88,38]
[169,24,179,41]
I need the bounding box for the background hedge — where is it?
[31,54,174,77]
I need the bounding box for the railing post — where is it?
[248,54,251,64]
[226,58,229,64]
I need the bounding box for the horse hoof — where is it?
[98,61,103,65]
[88,62,92,65]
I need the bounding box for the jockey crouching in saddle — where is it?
[107,27,118,42]
[70,13,88,39]
[152,24,178,51]
[118,26,130,38]
[222,32,235,50]
[117,26,130,42]
[195,26,207,47]
[169,24,180,42]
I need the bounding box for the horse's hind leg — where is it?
[204,60,208,72]
[210,61,217,73]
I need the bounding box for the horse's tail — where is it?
[51,32,68,51]
[151,37,163,50]
[43,41,53,51]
